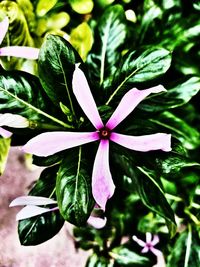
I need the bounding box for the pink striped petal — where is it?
[92,140,115,211]
[132,235,146,247]
[16,205,58,221]
[23,131,99,157]
[0,113,29,128]
[87,215,107,229]
[150,247,162,257]
[106,85,166,130]
[146,232,152,243]
[151,234,160,246]
[0,16,9,45]
[110,132,171,152]
[141,246,149,253]
[72,64,103,129]
[0,46,39,59]
[9,196,57,207]
[0,126,12,138]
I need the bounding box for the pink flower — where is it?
[22,64,171,210]
[132,232,161,256]
[0,17,39,59]
[0,113,29,138]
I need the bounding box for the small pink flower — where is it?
[23,64,171,210]
[0,17,39,59]
[132,232,161,256]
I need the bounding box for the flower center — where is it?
[99,127,111,139]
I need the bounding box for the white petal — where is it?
[151,234,160,246]
[16,205,54,220]
[0,16,9,45]
[106,85,166,130]
[9,196,57,207]
[132,235,146,247]
[72,64,104,129]
[0,126,12,138]
[110,132,172,152]
[0,47,39,59]
[23,131,99,157]
[0,113,29,128]
[87,216,107,229]
[146,232,152,243]
[92,140,115,210]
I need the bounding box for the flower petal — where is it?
[0,46,39,59]
[72,64,103,129]
[141,246,149,253]
[0,113,29,128]
[87,216,107,229]
[92,140,115,210]
[16,205,58,221]
[9,196,57,207]
[23,131,99,157]
[0,126,12,138]
[110,132,172,152]
[146,232,152,243]
[150,247,162,257]
[132,235,146,247]
[106,85,166,130]
[151,234,160,246]
[0,16,9,45]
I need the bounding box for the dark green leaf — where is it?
[86,254,114,267]
[18,210,64,246]
[18,166,64,246]
[0,68,50,121]
[106,47,171,104]
[167,227,200,267]
[113,153,176,237]
[56,147,94,226]
[38,34,82,119]
[87,4,126,87]
[140,77,200,112]
[151,111,200,149]
[110,246,149,266]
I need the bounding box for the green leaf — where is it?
[0,69,49,121]
[86,254,114,267]
[36,0,58,16]
[0,137,11,175]
[110,246,149,266]
[151,111,200,149]
[106,47,171,104]
[167,226,200,267]
[114,153,176,237]
[56,147,94,226]
[18,210,64,245]
[69,0,94,14]
[70,22,93,61]
[18,166,64,246]
[38,35,82,118]
[140,77,200,112]
[87,5,126,86]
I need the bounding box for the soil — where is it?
[0,148,89,267]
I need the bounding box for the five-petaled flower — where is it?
[23,64,171,210]
[132,232,161,256]
[0,16,39,59]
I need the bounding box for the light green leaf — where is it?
[70,22,93,61]
[0,137,11,175]
[69,0,94,14]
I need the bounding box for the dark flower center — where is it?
[99,127,111,139]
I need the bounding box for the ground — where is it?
[0,147,89,267]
